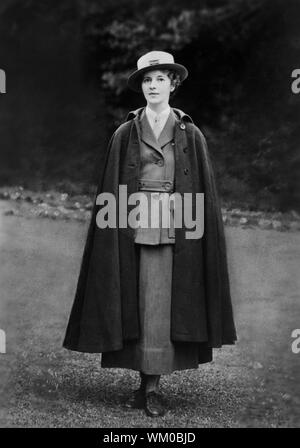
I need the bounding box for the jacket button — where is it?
[180,123,186,130]
[184,168,189,175]
[171,142,175,146]
[183,148,187,153]
[156,159,164,166]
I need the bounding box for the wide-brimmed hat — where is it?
[127,51,188,92]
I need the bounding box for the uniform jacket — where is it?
[63,107,237,353]
[134,108,176,244]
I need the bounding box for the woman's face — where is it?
[141,70,174,106]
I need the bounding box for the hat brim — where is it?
[127,63,188,92]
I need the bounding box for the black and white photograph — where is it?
[0,0,299,430]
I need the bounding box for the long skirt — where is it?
[101,244,200,374]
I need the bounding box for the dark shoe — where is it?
[123,389,145,409]
[144,391,166,417]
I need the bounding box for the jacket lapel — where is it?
[158,109,176,149]
[140,109,163,156]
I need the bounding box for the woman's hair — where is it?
[166,70,182,92]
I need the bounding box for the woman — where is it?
[63,51,237,418]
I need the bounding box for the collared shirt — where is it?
[145,105,171,138]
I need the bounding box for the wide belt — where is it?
[138,178,174,192]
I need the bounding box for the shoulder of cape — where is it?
[125,106,194,124]
[113,120,132,137]
[193,124,208,145]
[108,121,133,147]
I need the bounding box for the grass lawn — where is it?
[0,205,299,427]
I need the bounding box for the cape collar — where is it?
[126,106,193,124]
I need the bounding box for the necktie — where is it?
[152,115,161,139]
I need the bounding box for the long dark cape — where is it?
[63,108,237,356]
